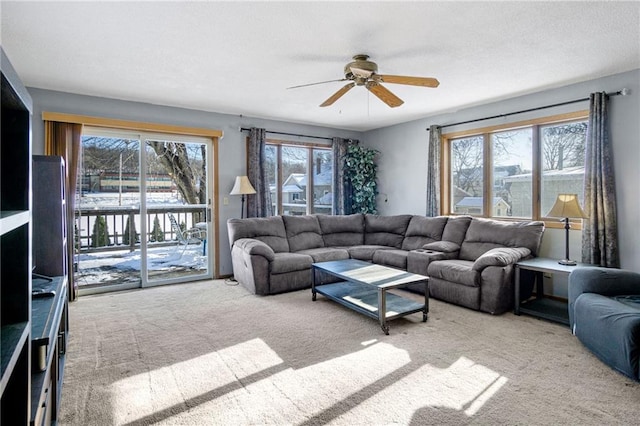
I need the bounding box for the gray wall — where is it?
[29,68,640,284]
[28,88,363,276]
[364,69,640,279]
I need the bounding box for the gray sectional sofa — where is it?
[227,214,544,314]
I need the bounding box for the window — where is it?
[443,111,588,224]
[450,135,484,215]
[263,140,333,216]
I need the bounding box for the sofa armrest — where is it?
[568,267,640,330]
[472,247,531,272]
[234,238,276,261]
[569,267,640,298]
[422,241,460,253]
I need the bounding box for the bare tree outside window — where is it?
[541,121,587,214]
[451,136,484,214]
[542,122,587,171]
[80,136,206,206]
[491,129,533,218]
[447,117,587,220]
[147,141,206,205]
[451,136,484,195]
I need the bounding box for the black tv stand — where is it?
[31,276,68,425]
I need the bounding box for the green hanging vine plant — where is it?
[344,144,379,214]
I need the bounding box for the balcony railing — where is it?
[75,204,207,254]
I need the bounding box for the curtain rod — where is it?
[426,89,629,131]
[239,127,333,141]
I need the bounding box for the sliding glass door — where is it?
[75,128,213,294]
[144,137,212,286]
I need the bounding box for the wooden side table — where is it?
[514,257,590,326]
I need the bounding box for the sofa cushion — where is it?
[428,259,479,287]
[271,252,313,274]
[348,245,394,261]
[459,218,544,261]
[364,214,412,248]
[441,215,472,246]
[401,215,449,250]
[283,215,324,252]
[317,214,364,246]
[227,216,289,253]
[372,249,409,269]
[296,247,350,263]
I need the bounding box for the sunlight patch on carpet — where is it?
[328,356,508,424]
[107,338,506,424]
[154,341,411,424]
[108,338,283,424]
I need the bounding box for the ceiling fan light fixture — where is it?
[291,53,439,108]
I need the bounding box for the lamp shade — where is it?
[230,176,256,195]
[546,194,587,219]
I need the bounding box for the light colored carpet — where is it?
[60,280,640,425]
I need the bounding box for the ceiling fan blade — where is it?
[376,74,440,88]
[287,78,348,90]
[366,82,404,108]
[320,82,355,107]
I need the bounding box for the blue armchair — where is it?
[568,267,640,381]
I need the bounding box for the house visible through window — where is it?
[263,140,333,216]
[443,111,588,222]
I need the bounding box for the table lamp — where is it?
[546,194,587,265]
[230,176,256,218]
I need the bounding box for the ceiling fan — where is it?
[287,54,439,108]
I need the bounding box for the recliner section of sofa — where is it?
[227,214,544,314]
[426,218,544,313]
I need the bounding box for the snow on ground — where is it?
[74,191,209,287]
[76,242,207,286]
[76,190,186,208]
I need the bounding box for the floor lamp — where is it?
[227,176,256,285]
[546,194,588,265]
[230,175,256,219]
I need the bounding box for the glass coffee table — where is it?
[311,259,429,335]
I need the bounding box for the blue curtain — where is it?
[246,128,270,217]
[426,125,442,217]
[581,93,619,267]
[332,137,357,215]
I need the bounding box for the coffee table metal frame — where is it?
[311,259,429,335]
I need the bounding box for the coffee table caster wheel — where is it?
[381,324,390,335]
[423,313,428,322]
[312,292,316,301]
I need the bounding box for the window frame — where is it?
[248,138,333,216]
[441,110,588,229]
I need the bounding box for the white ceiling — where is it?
[2,1,639,132]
